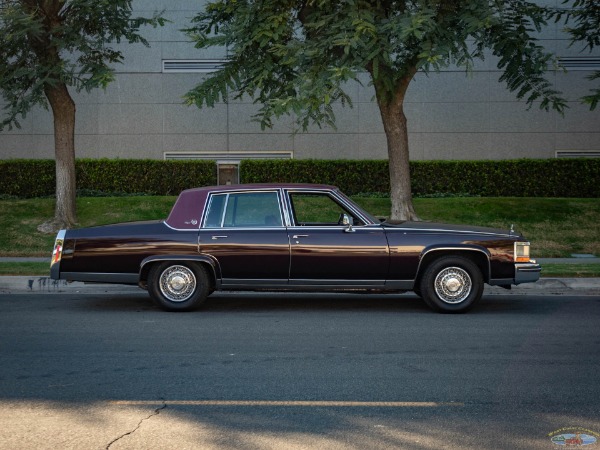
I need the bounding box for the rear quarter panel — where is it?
[59,222,198,275]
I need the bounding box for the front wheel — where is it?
[148,262,210,311]
[419,256,484,313]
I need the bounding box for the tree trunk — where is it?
[374,72,419,222]
[21,0,77,233]
[41,83,77,231]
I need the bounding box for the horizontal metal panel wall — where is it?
[0,0,598,161]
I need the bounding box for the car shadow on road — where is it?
[72,292,560,315]
[78,292,429,313]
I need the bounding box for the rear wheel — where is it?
[148,262,210,311]
[419,256,483,313]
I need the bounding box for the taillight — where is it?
[514,242,531,263]
[51,230,66,266]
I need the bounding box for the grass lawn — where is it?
[540,263,600,278]
[0,196,598,259]
[355,197,600,258]
[0,196,175,257]
[0,262,50,276]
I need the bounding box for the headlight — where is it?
[514,242,530,263]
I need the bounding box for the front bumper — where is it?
[514,261,542,285]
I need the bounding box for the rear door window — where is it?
[204,192,283,228]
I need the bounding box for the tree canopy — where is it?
[186,0,568,125]
[558,0,600,109]
[0,0,164,129]
[185,0,568,220]
[0,0,164,230]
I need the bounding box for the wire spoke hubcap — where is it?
[434,267,472,304]
[159,265,196,302]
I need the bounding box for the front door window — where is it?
[286,191,388,283]
[289,192,363,226]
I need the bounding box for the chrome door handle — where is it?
[211,235,228,240]
[292,234,308,244]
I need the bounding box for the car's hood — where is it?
[382,220,517,237]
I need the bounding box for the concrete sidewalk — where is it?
[0,276,141,294]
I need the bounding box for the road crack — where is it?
[106,401,167,449]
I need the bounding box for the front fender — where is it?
[416,244,492,283]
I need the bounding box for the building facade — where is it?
[1,0,599,177]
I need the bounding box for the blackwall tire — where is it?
[419,256,484,313]
[148,262,210,312]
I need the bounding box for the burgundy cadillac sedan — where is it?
[50,184,541,313]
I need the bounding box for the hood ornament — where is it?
[510,224,514,234]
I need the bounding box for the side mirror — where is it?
[339,213,355,233]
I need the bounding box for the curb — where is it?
[484,277,600,295]
[1,276,599,295]
[0,276,141,294]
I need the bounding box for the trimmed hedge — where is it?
[0,159,217,198]
[0,160,56,198]
[410,159,600,198]
[241,159,390,194]
[0,158,598,198]
[77,159,216,196]
[241,159,600,197]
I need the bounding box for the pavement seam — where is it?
[106,401,167,449]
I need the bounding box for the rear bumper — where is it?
[50,261,60,280]
[514,261,542,285]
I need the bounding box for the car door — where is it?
[286,190,389,286]
[198,190,290,285]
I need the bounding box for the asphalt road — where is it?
[0,291,599,450]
